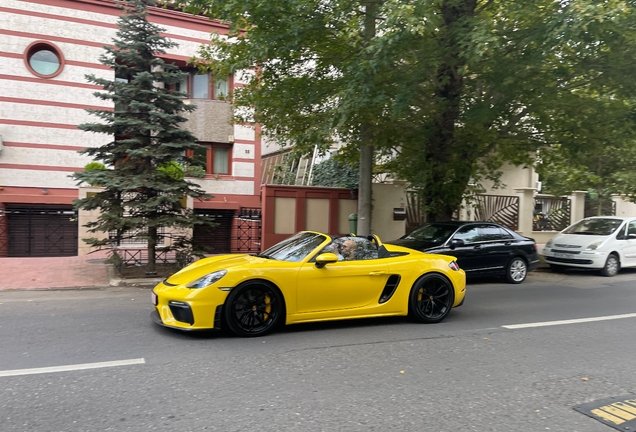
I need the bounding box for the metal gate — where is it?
[533,197,571,231]
[233,208,261,253]
[5,205,78,257]
[474,194,519,231]
[193,209,235,254]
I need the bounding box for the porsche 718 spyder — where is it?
[151,231,466,337]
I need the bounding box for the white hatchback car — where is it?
[542,216,636,276]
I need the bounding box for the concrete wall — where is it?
[613,196,636,217]
[477,161,539,195]
[371,183,407,241]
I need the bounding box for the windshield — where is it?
[563,218,624,236]
[259,232,328,262]
[401,223,457,245]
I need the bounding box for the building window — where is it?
[190,143,231,175]
[192,73,209,99]
[24,41,64,78]
[215,77,228,99]
[166,66,230,100]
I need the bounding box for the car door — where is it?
[296,251,389,314]
[619,220,636,267]
[438,225,483,273]
[475,224,516,272]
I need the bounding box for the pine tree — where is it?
[73,0,213,274]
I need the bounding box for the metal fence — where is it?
[533,196,571,231]
[473,194,519,231]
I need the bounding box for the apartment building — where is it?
[0,0,262,257]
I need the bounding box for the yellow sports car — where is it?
[151,231,466,337]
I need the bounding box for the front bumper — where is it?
[542,249,608,269]
[150,309,223,332]
[151,282,229,331]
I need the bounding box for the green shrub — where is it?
[84,161,106,171]
[158,161,185,180]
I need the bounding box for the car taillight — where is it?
[448,261,460,271]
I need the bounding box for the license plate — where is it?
[554,252,573,259]
[151,292,157,306]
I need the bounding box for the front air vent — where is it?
[379,275,401,304]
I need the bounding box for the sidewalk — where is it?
[0,251,161,291]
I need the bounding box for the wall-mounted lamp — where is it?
[42,188,48,195]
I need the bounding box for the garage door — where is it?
[6,205,78,257]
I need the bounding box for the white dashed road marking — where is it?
[503,313,636,329]
[0,358,146,377]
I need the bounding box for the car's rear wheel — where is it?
[409,274,454,323]
[600,253,620,277]
[505,257,527,284]
[224,282,284,337]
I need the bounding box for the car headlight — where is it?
[585,241,603,251]
[545,239,553,248]
[187,270,227,289]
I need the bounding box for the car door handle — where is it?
[473,245,482,250]
[369,271,386,276]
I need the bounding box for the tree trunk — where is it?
[424,0,476,222]
[356,0,379,236]
[147,225,157,275]
[358,126,374,235]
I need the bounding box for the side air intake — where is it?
[379,275,401,304]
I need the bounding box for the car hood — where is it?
[165,254,271,285]
[386,238,443,252]
[549,233,610,247]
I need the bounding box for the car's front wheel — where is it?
[409,274,454,324]
[505,257,527,284]
[600,253,620,277]
[224,282,284,337]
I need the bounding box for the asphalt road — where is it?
[1,269,635,432]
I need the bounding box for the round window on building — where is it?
[25,41,64,78]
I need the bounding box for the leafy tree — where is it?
[73,0,213,272]
[177,0,636,225]
[536,96,636,213]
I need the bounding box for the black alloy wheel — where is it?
[409,274,454,324]
[224,282,284,337]
[505,257,528,284]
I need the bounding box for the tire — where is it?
[600,253,620,277]
[224,282,285,337]
[408,274,454,324]
[505,257,527,284]
[549,264,565,273]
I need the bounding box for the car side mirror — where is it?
[628,234,636,240]
[315,252,339,268]
[449,239,465,250]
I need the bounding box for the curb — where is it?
[107,264,162,288]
